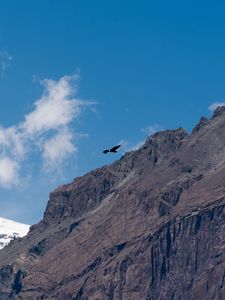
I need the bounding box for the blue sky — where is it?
[0,0,225,224]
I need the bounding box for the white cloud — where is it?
[22,75,86,135]
[119,124,162,154]
[128,141,145,151]
[0,51,13,77]
[208,102,225,112]
[141,124,162,136]
[42,128,76,170]
[0,74,94,189]
[0,157,19,188]
[118,139,129,150]
[118,139,144,153]
[0,126,25,158]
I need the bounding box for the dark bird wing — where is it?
[103,149,109,154]
[110,145,121,152]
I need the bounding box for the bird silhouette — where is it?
[103,145,121,154]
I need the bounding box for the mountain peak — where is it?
[212,105,225,118]
[0,217,30,250]
[192,116,208,133]
[0,111,225,299]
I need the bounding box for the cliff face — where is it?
[0,107,225,299]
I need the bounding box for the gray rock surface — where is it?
[1,109,225,299]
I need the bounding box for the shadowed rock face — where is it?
[1,109,225,299]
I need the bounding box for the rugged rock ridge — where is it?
[0,108,225,299]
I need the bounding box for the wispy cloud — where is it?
[208,102,225,112]
[141,124,163,136]
[119,139,144,153]
[119,124,163,154]
[127,141,145,151]
[0,51,13,77]
[0,74,95,189]
[42,128,76,171]
[0,157,19,189]
[22,75,84,134]
[0,126,25,158]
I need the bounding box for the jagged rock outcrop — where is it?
[1,109,225,299]
[192,117,208,133]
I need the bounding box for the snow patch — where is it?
[0,217,30,250]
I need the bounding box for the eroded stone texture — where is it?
[1,108,225,299]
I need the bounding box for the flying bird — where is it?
[103,145,121,154]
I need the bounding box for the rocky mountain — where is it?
[1,107,225,299]
[0,217,29,250]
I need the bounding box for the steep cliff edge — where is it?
[0,108,225,299]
